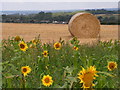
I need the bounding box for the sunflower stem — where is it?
[44,56,49,73]
[73,51,78,72]
[21,74,26,88]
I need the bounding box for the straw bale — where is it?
[68,13,100,38]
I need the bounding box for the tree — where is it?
[97,16,103,22]
[35,11,45,21]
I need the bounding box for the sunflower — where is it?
[107,61,117,71]
[21,66,31,77]
[54,42,61,50]
[78,66,98,88]
[42,50,48,57]
[73,46,79,51]
[29,44,36,48]
[14,36,21,41]
[42,75,53,87]
[18,41,28,51]
[32,39,37,45]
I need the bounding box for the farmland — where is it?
[1,23,120,88]
[2,23,118,44]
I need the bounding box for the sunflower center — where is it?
[74,47,76,49]
[44,52,47,55]
[84,81,92,88]
[83,72,94,82]
[44,77,50,83]
[55,43,60,48]
[20,44,25,49]
[74,47,78,50]
[23,68,27,72]
[109,64,115,69]
[15,36,21,41]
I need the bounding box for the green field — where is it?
[1,36,120,88]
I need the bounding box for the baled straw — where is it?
[68,13,100,38]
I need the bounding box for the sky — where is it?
[1,0,119,2]
[1,1,119,11]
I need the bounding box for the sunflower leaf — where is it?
[98,71,115,77]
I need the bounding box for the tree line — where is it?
[1,9,120,25]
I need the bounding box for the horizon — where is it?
[1,7,118,11]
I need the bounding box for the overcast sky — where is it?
[1,0,119,2]
[1,1,119,11]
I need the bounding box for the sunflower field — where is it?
[1,36,120,89]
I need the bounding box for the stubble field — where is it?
[2,23,118,44]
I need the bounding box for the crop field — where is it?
[2,23,118,43]
[1,23,120,88]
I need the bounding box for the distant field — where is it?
[95,14,119,18]
[2,23,118,44]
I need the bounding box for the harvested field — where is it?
[2,23,119,44]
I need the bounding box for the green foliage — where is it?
[1,37,119,88]
[2,9,119,25]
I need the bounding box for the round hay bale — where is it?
[68,13,100,38]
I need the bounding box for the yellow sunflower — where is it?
[42,75,53,87]
[32,39,38,45]
[18,41,28,51]
[78,66,98,88]
[73,46,79,51]
[54,42,61,50]
[42,50,48,57]
[21,66,31,77]
[29,44,36,48]
[14,36,21,41]
[107,61,117,71]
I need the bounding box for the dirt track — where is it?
[2,23,118,44]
